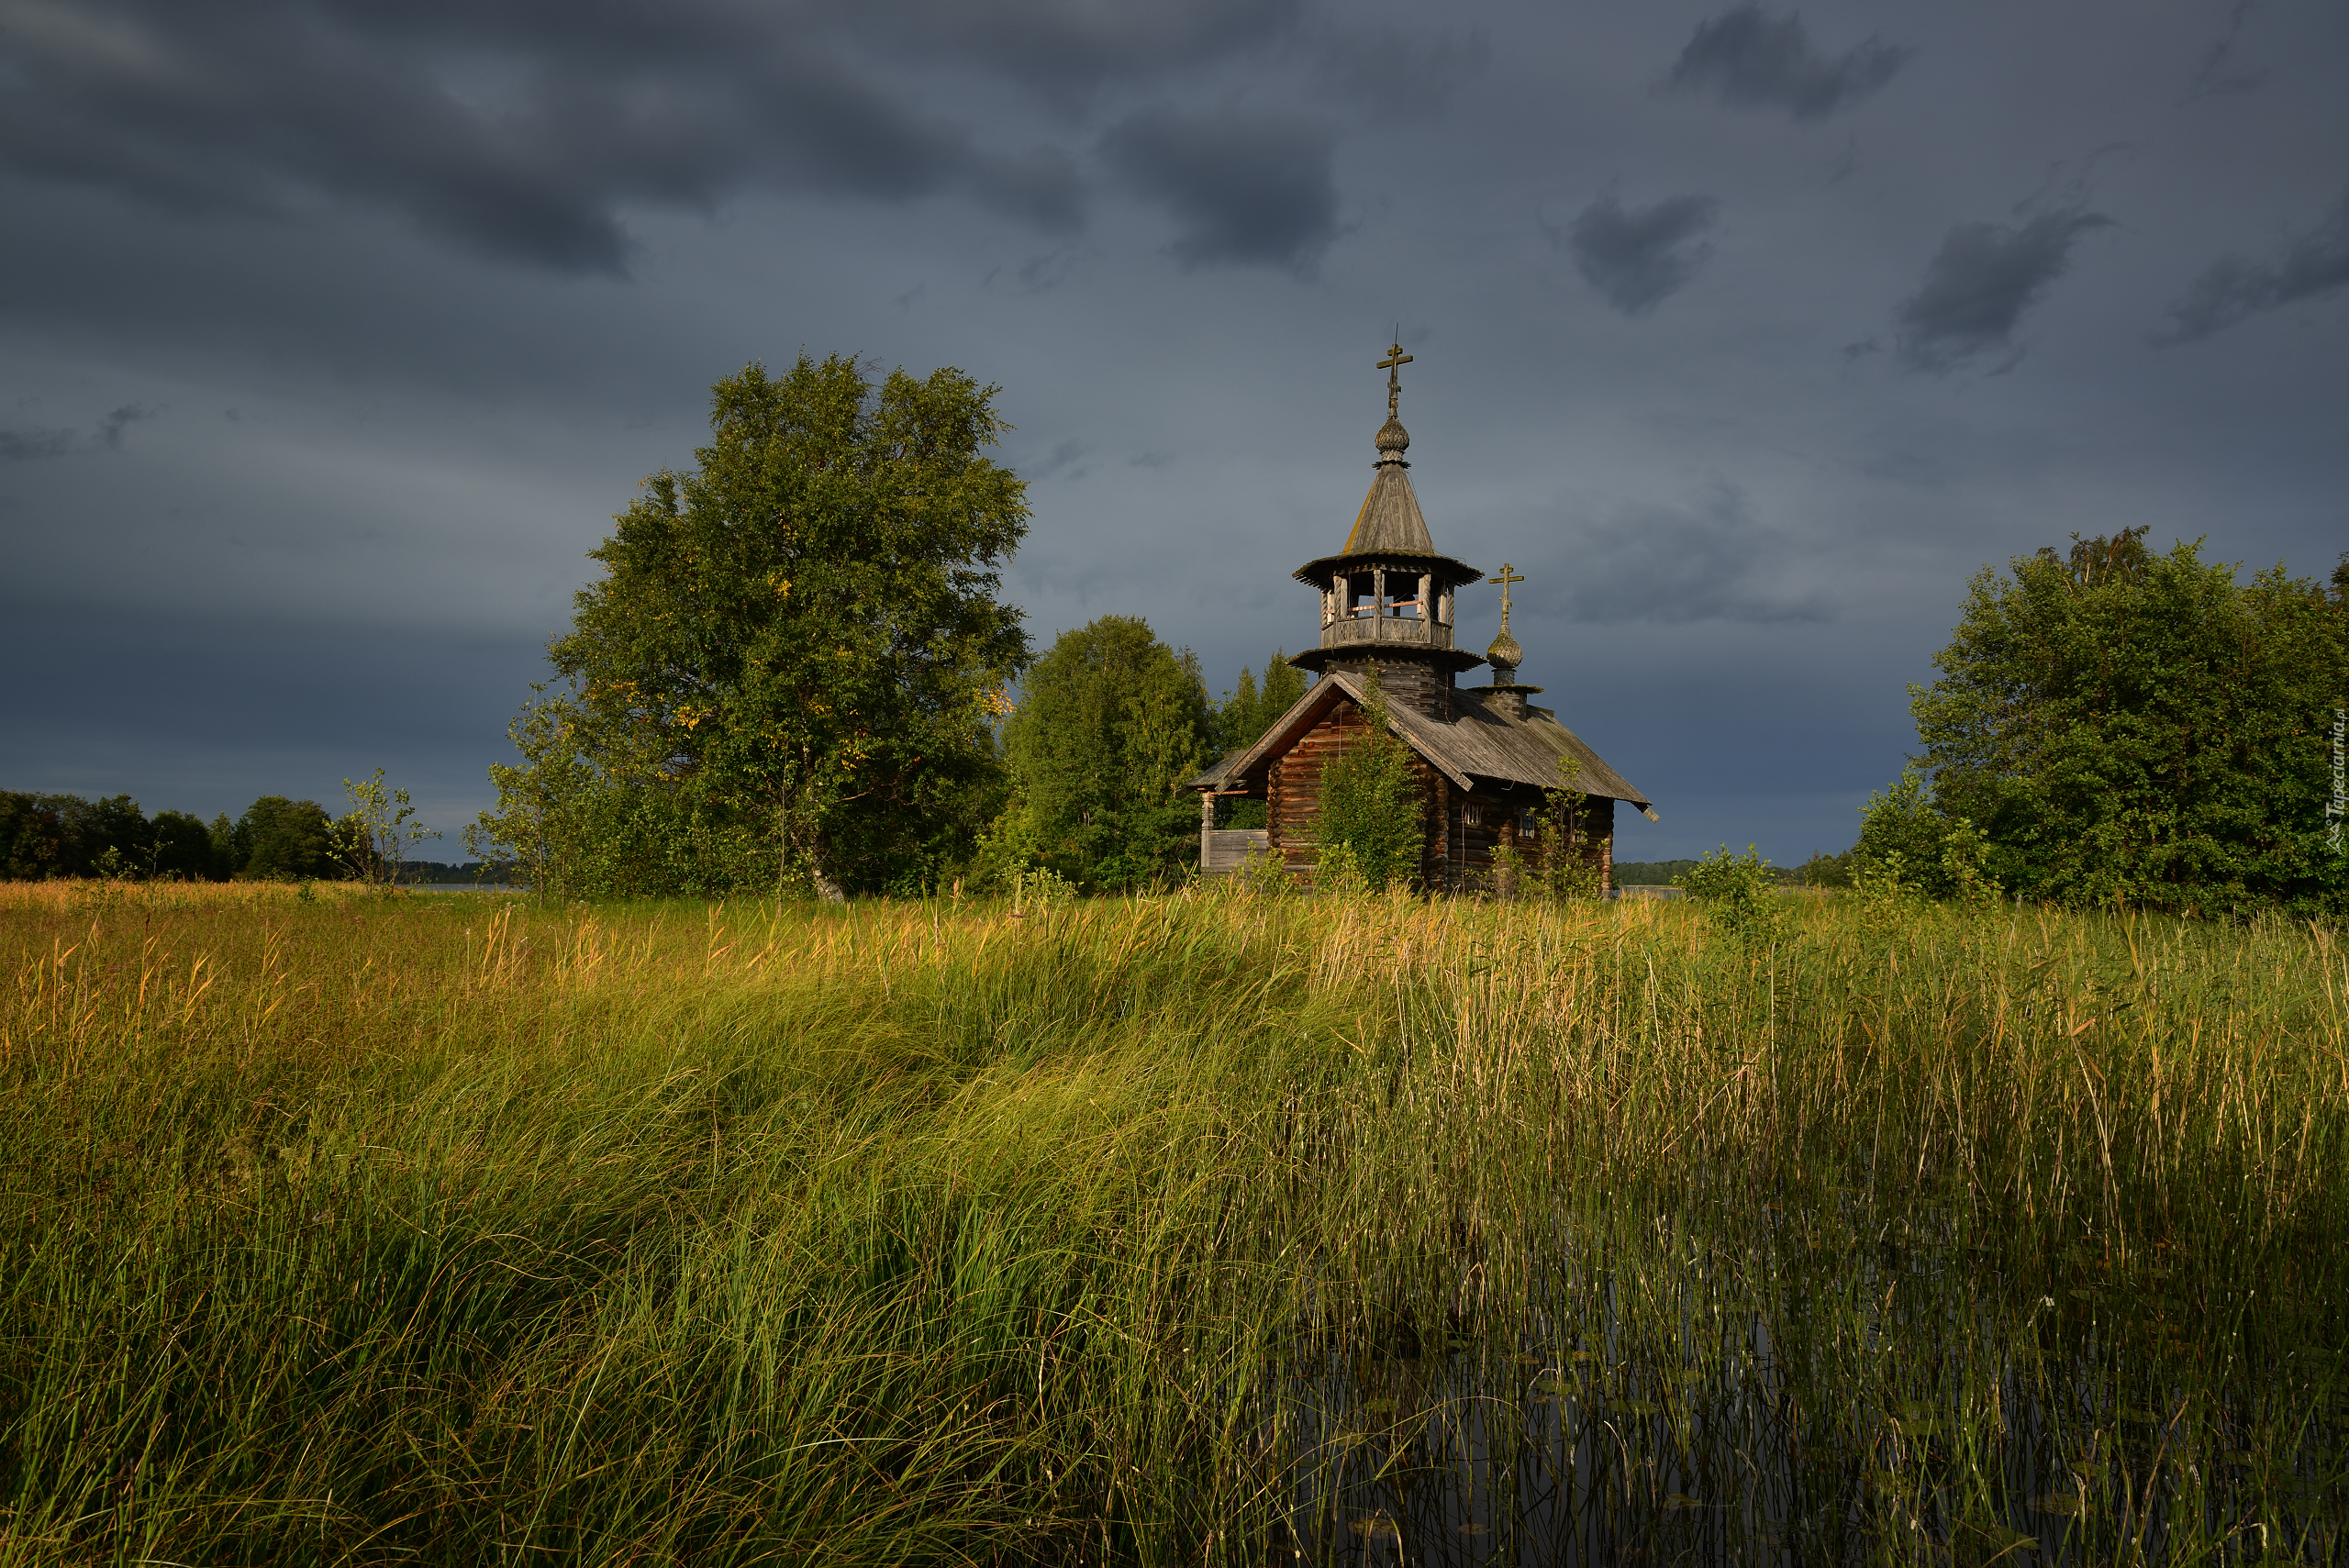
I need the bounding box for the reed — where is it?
[1,879,2343,1563]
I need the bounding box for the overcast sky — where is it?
[5,0,2344,864]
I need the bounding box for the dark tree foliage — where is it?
[1612,859,1709,888]
[1214,651,1308,755]
[1881,530,2347,915]
[235,797,340,881]
[1,794,262,881]
[992,615,1213,892]
[1794,850,1854,888]
[0,793,149,879]
[473,356,1032,898]
[150,810,227,881]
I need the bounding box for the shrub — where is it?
[1683,843,1784,942]
[1312,665,1421,892]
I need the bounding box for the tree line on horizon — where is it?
[28,358,2337,914]
[2,770,460,885]
[3,793,350,883]
[467,357,2345,915]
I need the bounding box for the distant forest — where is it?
[1615,855,1855,889]
[0,792,503,884]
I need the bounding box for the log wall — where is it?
[1440,785,1617,895]
[1264,694,1620,895]
[1201,829,1272,874]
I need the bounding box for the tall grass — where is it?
[1,879,2343,1563]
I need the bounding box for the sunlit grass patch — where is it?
[1,887,2343,1562]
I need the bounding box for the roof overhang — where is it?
[1189,673,1663,824]
[1292,551,1486,589]
[1190,671,1475,795]
[1289,644,1487,675]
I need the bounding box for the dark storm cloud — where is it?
[2157,192,2349,343]
[1564,193,1720,317]
[1099,106,1338,274]
[1548,486,1829,626]
[0,0,1092,273]
[0,403,156,459]
[95,403,159,448]
[846,0,1299,98]
[1666,5,1909,123]
[1893,207,2114,373]
[0,427,77,461]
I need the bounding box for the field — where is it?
[3,880,2346,1564]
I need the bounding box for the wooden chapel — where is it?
[1192,345,1659,892]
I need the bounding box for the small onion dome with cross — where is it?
[1289,339,1486,697]
[1467,562,1546,720]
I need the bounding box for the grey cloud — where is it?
[0,428,78,461]
[96,403,160,447]
[1031,438,1090,481]
[0,0,1088,274]
[0,404,159,458]
[1308,24,1490,119]
[1565,193,1720,317]
[1894,207,2113,373]
[846,0,1299,99]
[2186,0,2267,101]
[1667,6,1909,123]
[1549,486,1830,625]
[2158,193,2349,343]
[1100,106,1338,274]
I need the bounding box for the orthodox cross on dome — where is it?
[1488,562,1525,628]
[1376,339,1413,418]
[1485,562,1528,675]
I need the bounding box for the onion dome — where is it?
[1486,627,1523,673]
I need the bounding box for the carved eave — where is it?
[1288,644,1486,675]
[1291,550,1485,589]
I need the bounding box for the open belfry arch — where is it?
[1193,343,1659,892]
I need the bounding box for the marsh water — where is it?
[1264,1196,2346,1565]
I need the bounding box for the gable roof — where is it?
[1194,671,1660,819]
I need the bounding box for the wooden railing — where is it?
[1322,616,1451,648]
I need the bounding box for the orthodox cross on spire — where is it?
[1376,339,1413,418]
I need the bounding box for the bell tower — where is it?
[1286,341,1487,718]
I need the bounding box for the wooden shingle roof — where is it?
[1345,462,1434,554]
[1194,671,1659,820]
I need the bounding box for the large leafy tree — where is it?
[991,615,1212,892]
[1884,529,2346,914]
[235,796,340,881]
[477,355,1030,898]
